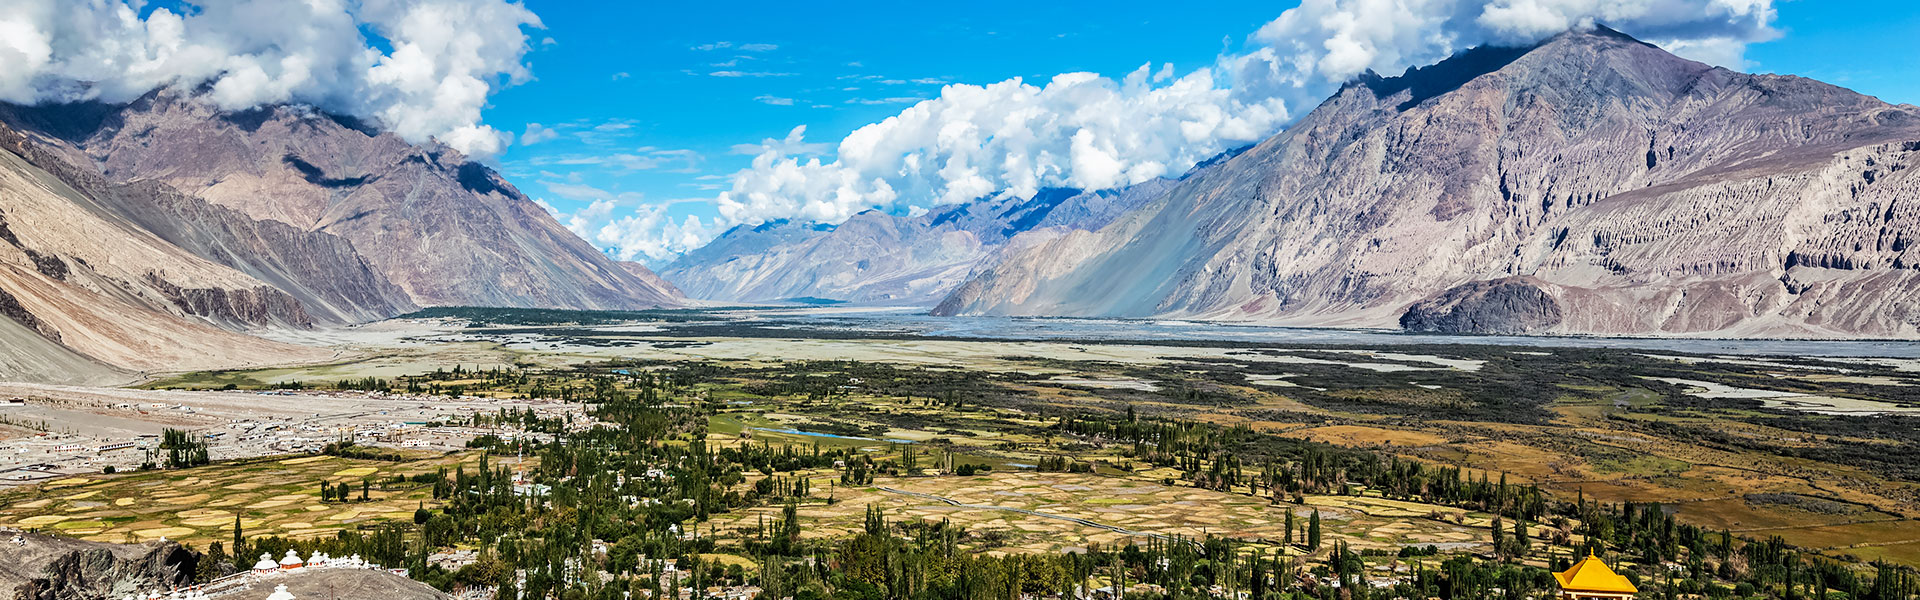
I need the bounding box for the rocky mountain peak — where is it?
[660,181,1171,304]
[1341,26,1715,120]
[934,28,1920,338]
[3,88,683,311]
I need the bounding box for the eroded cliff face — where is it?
[661,182,1173,304]
[936,28,1920,338]
[11,91,680,311]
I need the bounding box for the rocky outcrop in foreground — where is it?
[1,533,196,600]
[936,28,1920,338]
[1398,278,1563,334]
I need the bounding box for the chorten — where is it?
[265,584,297,600]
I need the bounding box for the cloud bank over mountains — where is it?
[588,0,1780,262]
[714,66,1288,228]
[0,0,542,157]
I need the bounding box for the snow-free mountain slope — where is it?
[661,182,1175,304]
[0,127,329,376]
[15,91,681,311]
[935,28,1920,338]
[0,108,417,326]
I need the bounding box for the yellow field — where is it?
[716,471,1537,558]
[0,452,489,544]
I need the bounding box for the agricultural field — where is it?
[716,471,1501,557]
[0,451,481,545]
[140,320,1920,570]
[40,310,1920,600]
[663,346,1920,570]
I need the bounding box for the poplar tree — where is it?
[1308,510,1322,551]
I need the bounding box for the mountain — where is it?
[660,181,1175,304]
[935,28,1920,338]
[617,261,686,300]
[0,90,685,381]
[0,108,416,327]
[4,90,681,311]
[0,117,332,382]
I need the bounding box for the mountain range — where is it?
[0,90,682,381]
[932,28,1920,338]
[660,181,1178,304]
[5,25,1918,385]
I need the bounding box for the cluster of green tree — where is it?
[744,360,1027,406]
[159,428,210,469]
[318,479,371,503]
[456,406,572,434]
[320,439,410,462]
[335,376,392,392]
[164,359,1917,600]
[1053,411,1918,600]
[1035,455,1094,473]
[1058,413,1549,518]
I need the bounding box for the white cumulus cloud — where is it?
[1228,0,1778,112]
[549,199,717,262]
[712,65,1290,227]
[611,0,1780,261]
[0,0,544,157]
[520,122,560,145]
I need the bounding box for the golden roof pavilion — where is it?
[1554,552,1638,599]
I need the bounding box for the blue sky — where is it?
[486,0,1290,261]
[1744,0,1920,104]
[483,0,1920,264]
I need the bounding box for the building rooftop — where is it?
[1554,553,1638,594]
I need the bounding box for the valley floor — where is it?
[1,307,1917,599]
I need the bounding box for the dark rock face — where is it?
[0,286,56,342]
[1399,278,1563,334]
[140,273,316,329]
[4,535,196,600]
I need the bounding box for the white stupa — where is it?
[279,549,304,569]
[265,584,297,600]
[252,553,279,572]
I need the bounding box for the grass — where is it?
[716,471,1508,557]
[0,451,486,544]
[109,330,1920,569]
